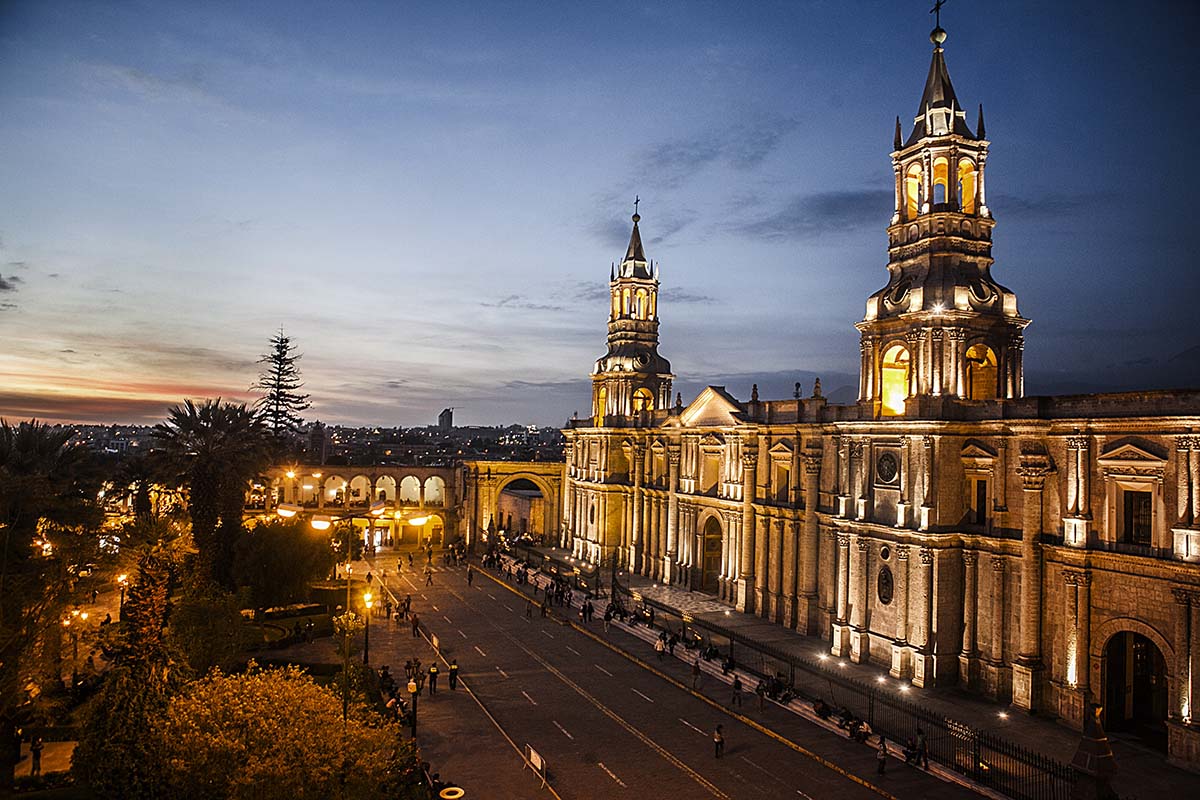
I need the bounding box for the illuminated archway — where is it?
[904,163,922,219]
[965,343,998,400]
[595,386,607,424]
[321,474,348,506]
[632,387,654,413]
[958,159,977,214]
[348,475,372,505]
[880,344,911,416]
[1102,631,1168,749]
[423,476,445,506]
[375,475,396,503]
[399,475,421,503]
[932,157,950,206]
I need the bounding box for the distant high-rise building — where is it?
[438,408,454,433]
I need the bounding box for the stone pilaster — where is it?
[782,519,800,629]
[890,545,912,679]
[664,447,680,583]
[849,536,871,663]
[983,556,1012,701]
[797,448,822,634]
[959,550,981,690]
[736,447,758,613]
[912,547,936,686]
[1013,455,1050,711]
[831,533,852,656]
[755,513,770,618]
[1059,570,1092,728]
[629,445,643,573]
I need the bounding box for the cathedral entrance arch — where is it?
[700,515,723,595]
[1102,630,1169,750]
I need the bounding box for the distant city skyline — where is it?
[2,1,1197,427]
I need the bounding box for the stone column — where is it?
[769,517,785,622]
[665,447,680,582]
[630,447,643,573]
[1192,596,1200,724]
[832,533,852,656]
[920,435,935,530]
[913,547,936,686]
[1013,456,1050,711]
[798,447,822,634]
[754,513,770,617]
[849,537,871,663]
[737,447,758,612]
[984,556,1011,701]
[1172,588,1192,723]
[959,550,980,689]
[890,546,912,679]
[781,519,799,629]
[820,527,837,633]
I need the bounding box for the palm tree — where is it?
[0,419,103,795]
[153,400,271,589]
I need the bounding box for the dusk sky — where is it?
[2,1,1198,427]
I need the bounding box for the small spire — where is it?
[976,103,986,138]
[674,392,682,409]
[894,116,903,150]
[812,377,822,398]
[793,382,801,400]
[751,383,759,402]
[624,210,646,263]
[610,262,615,281]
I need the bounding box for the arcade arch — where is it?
[399,476,421,503]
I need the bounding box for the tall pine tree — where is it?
[251,329,311,441]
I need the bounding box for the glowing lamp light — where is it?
[302,484,314,491]
[285,470,296,479]
[408,516,429,527]
[998,711,1009,720]
[369,501,388,517]
[80,611,89,622]
[276,503,301,518]
[116,573,129,586]
[931,302,945,314]
[310,515,333,531]
[363,591,373,609]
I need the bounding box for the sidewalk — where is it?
[591,555,1194,800]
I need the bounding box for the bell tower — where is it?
[857,21,1029,416]
[591,204,673,425]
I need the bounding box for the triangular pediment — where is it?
[679,386,745,428]
[699,432,725,448]
[768,440,794,460]
[961,440,997,460]
[649,439,666,453]
[1098,441,1166,465]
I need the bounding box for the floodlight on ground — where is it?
[276,503,302,518]
[311,514,333,531]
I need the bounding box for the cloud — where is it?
[989,191,1108,219]
[87,62,221,107]
[0,275,21,292]
[660,288,715,304]
[480,294,564,312]
[638,116,799,189]
[731,189,892,240]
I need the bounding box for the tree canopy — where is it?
[252,329,311,441]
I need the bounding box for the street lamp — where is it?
[116,573,129,619]
[363,591,373,665]
[407,677,418,737]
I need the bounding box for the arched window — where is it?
[423,476,445,505]
[595,386,607,424]
[964,343,998,400]
[904,163,923,219]
[880,344,911,416]
[958,159,977,214]
[650,291,656,318]
[635,289,648,320]
[632,388,654,412]
[621,289,631,317]
[611,290,619,318]
[399,476,421,503]
[933,157,950,206]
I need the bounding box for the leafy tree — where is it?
[110,452,158,520]
[159,664,422,800]
[0,420,104,794]
[168,578,248,677]
[251,329,311,443]
[232,518,335,610]
[153,400,271,589]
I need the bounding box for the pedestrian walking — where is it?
[915,728,928,769]
[449,659,459,690]
[692,657,702,689]
[29,736,43,777]
[428,663,439,695]
[756,679,766,711]
[408,552,414,568]
[655,638,665,660]
[668,632,678,656]
[731,675,743,707]
[404,595,412,615]
[385,600,393,622]
[540,598,549,617]
[411,613,420,637]
[467,566,474,586]
[713,725,724,758]
[877,736,888,775]
[603,606,612,632]
[525,600,533,618]
[425,565,434,586]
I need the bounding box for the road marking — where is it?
[443,615,452,623]
[597,762,627,788]
[521,690,538,706]
[566,646,581,656]
[504,604,513,612]
[679,718,707,735]
[421,594,428,601]
[541,630,555,640]
[632,688,655,703]
[487,592,496,599]
[458,630,467,638]
[595,665,613,677]
[431,604,438,611]
[474,646,487,657]
[496,667,509,679]
[553,720,574,740]
[740,756,814,798]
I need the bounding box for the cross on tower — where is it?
[633,195,640,215]
[930,0,947,28]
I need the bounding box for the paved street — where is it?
[350,551,968,800]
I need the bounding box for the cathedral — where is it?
[546,25,1200,769]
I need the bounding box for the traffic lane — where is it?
[425,576,882,800]
[426,586,733,798]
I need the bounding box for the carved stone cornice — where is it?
[1017,453,1052,490]
[931,328,945,342]
[947,328,967,343]
[742,451,759,469]
[666,446,681,467]
[1066,435,1089,451]
[1063,569,1091,587]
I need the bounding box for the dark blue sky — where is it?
[1,1,1198,425]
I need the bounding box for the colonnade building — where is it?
[554,28,1200,769]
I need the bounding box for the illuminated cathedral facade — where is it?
[552,27,1200,769]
